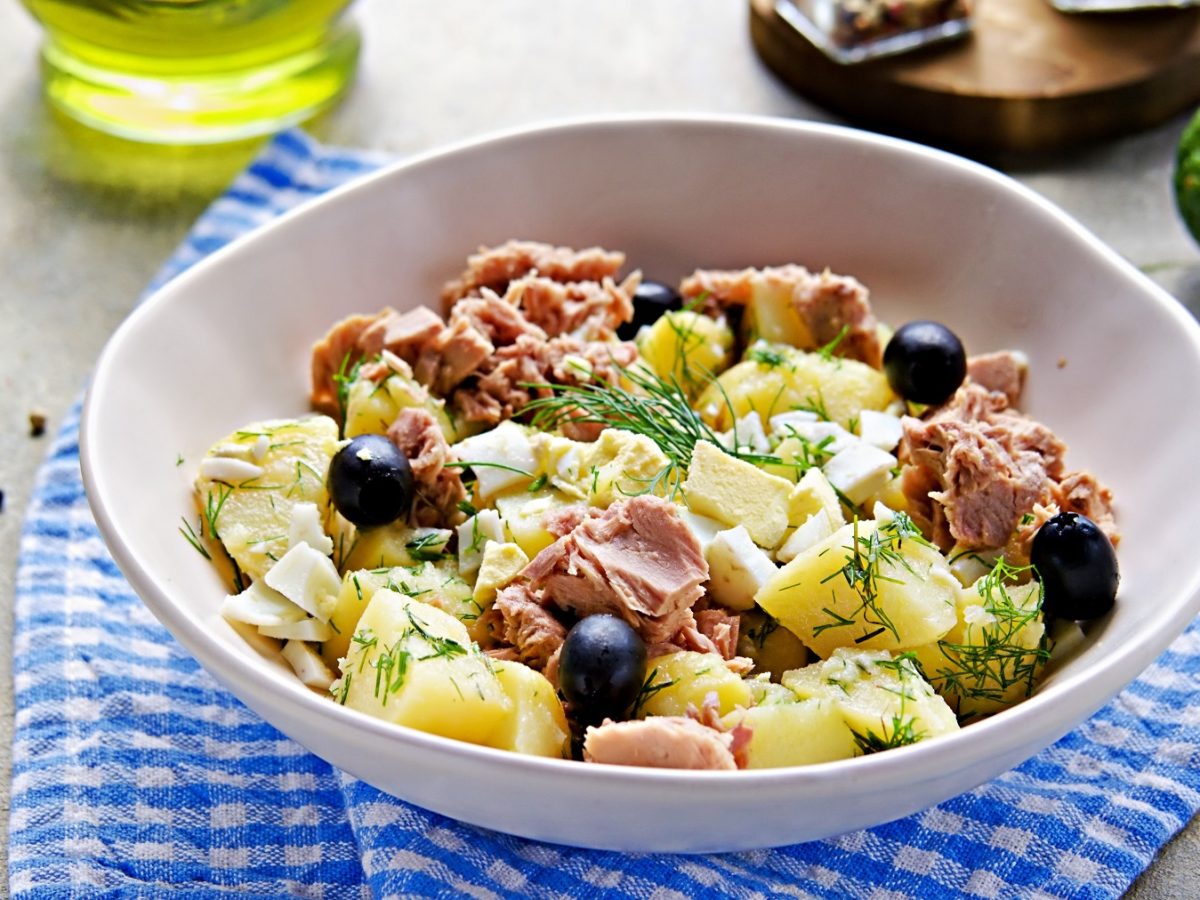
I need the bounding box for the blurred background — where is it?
[1,1,1197,895]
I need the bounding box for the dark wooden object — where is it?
[750,0,1200,152]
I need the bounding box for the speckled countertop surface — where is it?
[0,1,1197,894]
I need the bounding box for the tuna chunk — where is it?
[522,496,708,644]
[680,264,882,367]
[354,306,447,389]
[503,272,639,339]
[583,716,737,770]
[442,240,627,309]
[492,582,567,671]
[646,608,752,674]
[310,310,393,419]
[967,351,1027,407]
[452,291,547,346]
[900,384,1069,550]
[452,334,638,430]
[386,408,467,528]
[1055,470,1119,544]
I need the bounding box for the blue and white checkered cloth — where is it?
[11,130,1200,899]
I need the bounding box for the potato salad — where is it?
[185,241,1119,770]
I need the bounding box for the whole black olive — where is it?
[558,614,647,724]
[1031,511,1119,621]
[617,279,683,340]
[327,434,414,527]
[883,320,968,405]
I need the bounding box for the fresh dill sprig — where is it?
[813,514,931,645]
[444,460,535,477]
[930,559,1051,715]
[816,324,852,362]
[405,531,450,562]
[524,363,723,473]
[632,666,675,718]
[332,350,365,429]
[178,516,212,560]
[745,342,792,370]
[849,653,927,754]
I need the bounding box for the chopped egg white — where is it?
[262,541,342,622]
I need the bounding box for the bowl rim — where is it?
[81,112,1200,794]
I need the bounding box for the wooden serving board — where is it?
[750,0,1200,153]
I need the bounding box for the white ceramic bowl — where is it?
[82,115,1200,853]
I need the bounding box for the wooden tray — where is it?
[750,0,1200,153]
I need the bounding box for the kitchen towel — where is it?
[10,129,1200,899]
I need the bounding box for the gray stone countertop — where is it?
[0,0,1196,894]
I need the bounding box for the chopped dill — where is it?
[406,531,451,562]
[178,516,211,560]
[527,473,548,492]
[816,324,851,362]
[445,460,535,478]
[632,667,675,717]
[745,343,791,370]
[930,559,1051,715]
[812,514,931,645]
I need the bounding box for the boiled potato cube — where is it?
[343,356,457,442]
[722,700,855,768]
[323,563,483,669]
[194,416,339,582]
[755,515,957,656]
[341,523,451,571]
[737,609,809,681]
[636,651,754,718]
[493,488,574,559]
[782,648,959,754]
[323,568,395,668]
[911,568,1048,720]
[637,310,734,395]
[487,661,570,758]
[696,345,894,433]
[338,591,510,745]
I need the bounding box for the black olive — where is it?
[327,434,414,527]
[1031,512,1119,621]
[882,320,967,405]
[617,279,683,340]
[558,614,647,724]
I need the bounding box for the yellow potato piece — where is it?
[697,346,894,432]
[324,564,483,669]
[637,310,734,395]
[635,651,754,718]
[194,416,339,583]
[487,661,570,758]
[723,700,854,768]
[755,516,957,657]
[782,648,959,754]
[343,360,457,442]
[339,591,510,745]
[911,572,1048,721]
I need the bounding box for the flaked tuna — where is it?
[441,240,626,308]
[386,408,466,528]
[583,716,737,770]
[522,496,708,644]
